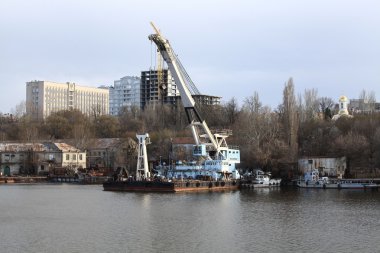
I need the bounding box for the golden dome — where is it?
[339,95,348,102]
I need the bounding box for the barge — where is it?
[103,179,239,192]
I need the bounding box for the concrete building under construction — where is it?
[140,69,220,109]
[140,69,178,109]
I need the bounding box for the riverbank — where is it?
[0,176,48,184]
[0,175,107,184]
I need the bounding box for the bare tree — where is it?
[119,106,144,133]
[368,91,376,112]
[303,88,319,120]
[141,103,159,132]
[358,89,376,112]
[319,97,335,119]
[243,91,261,114]
[94,115,120,138]
[236,93,284,170]
[11,100,26,119]
[281,78,299,162]
[333,131,369,176]
[374,128,380,169]
[19,116,39,141]
[359,89,367,112]
[91,104,102,119]
[224,97,239,126]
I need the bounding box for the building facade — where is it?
[349,98,380,113]
[140,69,179,109]
[109,76,141,116]
[174,94,221,106]
[140,69,220,109]
[0,142,86,176]
[85,138,137,171]
[298,157,347,179]
[26,81,109,120]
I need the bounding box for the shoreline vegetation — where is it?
[1,82,380,179]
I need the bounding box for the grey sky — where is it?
[1,0,379,113]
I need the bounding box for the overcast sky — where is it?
[1,0,379,113]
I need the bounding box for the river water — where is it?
[0,184,379,253]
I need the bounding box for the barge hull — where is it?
[103,181,175,192]
[103,180,239,192]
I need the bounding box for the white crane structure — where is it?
[149,22,240,180]
[136,133,151,180]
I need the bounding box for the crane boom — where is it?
[149,22,218,151]
[149,22,196,109]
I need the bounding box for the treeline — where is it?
[1,78,380,174]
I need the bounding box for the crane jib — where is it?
[185,107,203,125]
[149,23,219,151]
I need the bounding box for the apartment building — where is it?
[26,80,109,120]
[349,98,380,113]
[109,76,141,116]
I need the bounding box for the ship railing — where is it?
[173,179,238,188]
[213,129,233,136]
[227,145,240,150]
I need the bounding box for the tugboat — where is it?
[103,23,240,192]
[297,169,378,189]
[251,170,281,187]
[240,169,281,189]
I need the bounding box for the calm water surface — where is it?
[0,184,379,253]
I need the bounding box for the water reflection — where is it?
[0,185,379,253]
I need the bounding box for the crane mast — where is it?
[136,133,151,179]
[149,22,218,154]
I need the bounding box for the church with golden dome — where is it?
[332,95,353,120]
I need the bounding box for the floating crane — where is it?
[149,22,240,179]
[103,24,241,192]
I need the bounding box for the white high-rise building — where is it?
[109,76,141,116]
[26,80,109,120]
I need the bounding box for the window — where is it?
[66,154,69,160]
[79,154,83,161]
[73,154,76,160]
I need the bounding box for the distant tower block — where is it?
[332,95,353,120]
